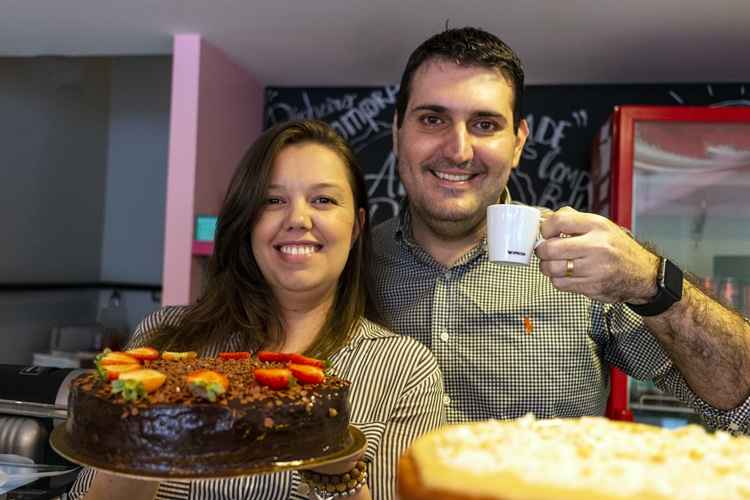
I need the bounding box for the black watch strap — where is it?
[626,257,683,317]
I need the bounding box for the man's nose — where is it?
[286,202,312,230]
[443,125,474,164]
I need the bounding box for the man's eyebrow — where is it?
[411,104,448,113]
[475,111,505,119]
[410,105,507,122]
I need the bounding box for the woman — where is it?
[68,119,445,500]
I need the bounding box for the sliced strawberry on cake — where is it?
[257,351,291,363]
[111,368,167,401]
[125,346,160,361]
[98,350,140,366]
[102,363,141,380]
[218,351,251,361]
[288,363,325,385]
[288,353,327,368]
[186,369,230,402]
[161,351,198,361]
[94,349,141,381]
[254,367,292,390]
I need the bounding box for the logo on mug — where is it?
[508,250,527,256]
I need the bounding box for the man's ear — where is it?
[352,207,366,247]
[511,118,529,169]
[392,113,399,157]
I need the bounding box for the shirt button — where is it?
[444,271,452,280]
[729,423,740,431]
[443,396,451,406]
[440,331,449,342]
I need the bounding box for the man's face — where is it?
[393,59,528,239]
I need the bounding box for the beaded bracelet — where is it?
[300,460,368,498]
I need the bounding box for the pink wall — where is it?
[195,42,263,216]
[162,34,263,305]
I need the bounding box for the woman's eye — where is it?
[313,196,337,205]
[265,197,283,205]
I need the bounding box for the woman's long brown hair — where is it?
[149,120,380,358]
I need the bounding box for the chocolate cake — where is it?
[66,356,351,476]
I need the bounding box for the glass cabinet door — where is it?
[628,119,750,426]
[632,120,750,313]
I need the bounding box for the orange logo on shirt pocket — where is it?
[523,317,534,335]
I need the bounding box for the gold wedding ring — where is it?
[565,259,575,278]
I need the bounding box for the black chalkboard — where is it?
[265,83,750,226]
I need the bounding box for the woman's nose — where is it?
[286,203,312,230]
[443,125,474,165]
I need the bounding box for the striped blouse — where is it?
[68,306,446,500]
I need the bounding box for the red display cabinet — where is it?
[592,105,750,426]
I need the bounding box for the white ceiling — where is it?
[1,0,749,86]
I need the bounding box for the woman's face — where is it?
[252,142,364,302]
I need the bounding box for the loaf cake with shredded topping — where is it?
[67,354,351,476]
[398,415,750,500]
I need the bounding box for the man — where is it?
[371,27,750,431]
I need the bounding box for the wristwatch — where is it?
[626,257,683,317]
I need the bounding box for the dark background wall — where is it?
[265,83,750,225]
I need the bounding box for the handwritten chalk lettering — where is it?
[538,149,580,184]
[304,93,356,118]
[266,92,358,124]
[571,109,588,127]
[365,152,404,198]
[330,86,400,143]
[522,143,539,161]
[534,148,590,210]
[367,85,399,109]
[335,108,376,137]
[525,114,572,150]
[508,170,537,206]
[522,114,572,161]
[538,183,563,208]
[537,172,590,210]
[266,102,296,125]
[368,196,401,222]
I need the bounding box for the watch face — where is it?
[662,259,684,301]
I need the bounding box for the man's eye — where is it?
[420,115,444,126]
[474,120,499,132]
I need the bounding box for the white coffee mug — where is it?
[486,204,544,265]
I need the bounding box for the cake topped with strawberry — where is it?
[66,348,351,476]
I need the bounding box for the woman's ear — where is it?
[351,207,366,247]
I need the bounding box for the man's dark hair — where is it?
[395,27,525,132]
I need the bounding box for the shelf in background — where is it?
[192,241,214,256]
